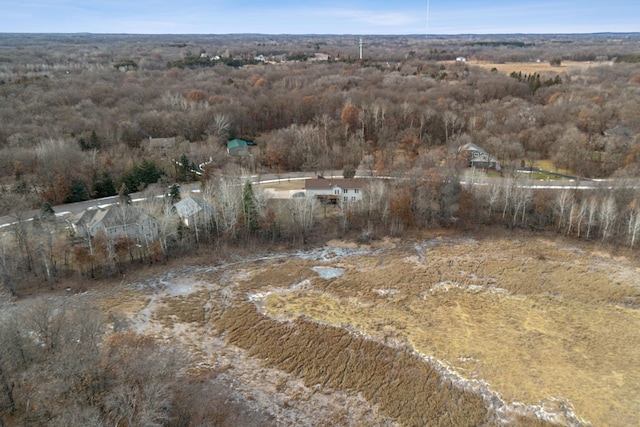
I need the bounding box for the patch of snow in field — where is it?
[295,246,372,262]
[374,288,399,296]
[248,279,311,303]
[416,237,478,253]
[557,245,585,255]
[164,280,202,296]
[291,279,311,290]
[311,267,344,279]
[429,281,510,295]
[247,291,274,302]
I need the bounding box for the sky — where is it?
[0,0,638,35]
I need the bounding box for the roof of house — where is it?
[173,196,214,218]
[604,125,634,138]
[73,205,154,230]
[227,139,248,150]
[459,143,498,161]
[147,137,176,148]
[459,142,486,154]
[305,178,367,191]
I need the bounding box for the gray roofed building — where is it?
[227,139,250,157]
[147,137,177,150]
[173,196,215,227]
[603,125,634,138]
[458,143,501,170]
[72,205,158,242]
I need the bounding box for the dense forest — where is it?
[1,32,639,281]
[1,33,640,425]
[1,33,639,197]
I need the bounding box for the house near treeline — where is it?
[304,178,367,204]
[71,205,158,242]
[227,139,250,157]
[173,196,215,227]
[458,143,501,170]
[603,125,634,138]
[146,136,177,150]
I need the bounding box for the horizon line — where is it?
[1,31,639,37]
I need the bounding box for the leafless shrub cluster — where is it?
[0,298,274,426]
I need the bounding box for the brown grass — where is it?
[261,236,640,426]
[256,179,305,192]
[102,232,640,426]
[216,302,496,426]
[473,60,607,76]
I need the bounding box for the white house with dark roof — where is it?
[304,178,367,204]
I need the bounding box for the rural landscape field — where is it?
[1,31,640,426]
[92,231,640,426]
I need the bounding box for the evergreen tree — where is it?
[242,180,259,232]
[41,201,55,220]
[65,179,90,203]
[118,183,132,205]
[180,153,193,181]
[123,159,164,191]
[79,130,101,151]
[343,164,356,179]
[167,183,181,205]
[93,171,117,198]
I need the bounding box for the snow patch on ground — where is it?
[429,280,510,295]
[248,279,312,305]
[374,288,399,296]
[295,245,374,262]
[311,266,344,279]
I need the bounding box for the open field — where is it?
[472,60,612,75]
[97,231,640,426]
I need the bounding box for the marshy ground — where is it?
[98,231,640,426]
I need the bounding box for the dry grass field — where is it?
[472,60,611,76]
[99,231,640,426]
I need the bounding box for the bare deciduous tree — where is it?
[287,196,319,243]
[599,195,618,242]
[207,176,242,239]
[554,188,574,232]
[626,199,640,248]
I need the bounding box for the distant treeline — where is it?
[466,41,532,48]
[616,55,640,63]
[167,54,260,69]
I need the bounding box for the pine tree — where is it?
[65,179,90,203]
[167,183,181,205]
[242,180,259,232]
[118,183,131,205]
[41,201,55,220]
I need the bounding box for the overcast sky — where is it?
[1,0,638,34]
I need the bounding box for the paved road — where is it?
[1,171,637,229]
[0,171,345,229]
